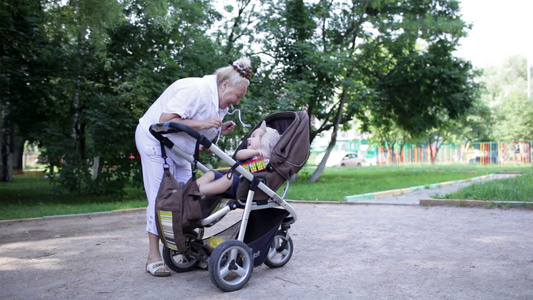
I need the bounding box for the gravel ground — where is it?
[1,176,532,300]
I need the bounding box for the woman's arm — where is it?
[159,113,222,130]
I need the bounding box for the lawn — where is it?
[0,164,531,220]
[281,164,531,201]
[441,172,533,202]
[0,177,147,220]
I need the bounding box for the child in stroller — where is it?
[196,121,280,197]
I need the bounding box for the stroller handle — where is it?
[149,122,213,149]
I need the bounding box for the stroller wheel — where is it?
[208,240,253,292]
[162,232,199,273]
[264,230,293,268]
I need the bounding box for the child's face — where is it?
[247,129,264,150]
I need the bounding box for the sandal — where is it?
[146,261,171,277]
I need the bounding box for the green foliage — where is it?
[198,147,220,169]
[2,0,522,193]
[482,55,533,141]
[0,0,50,181]
[252,0,481,180]
[3,0,229,193]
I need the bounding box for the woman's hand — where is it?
[220,121,236,135]
[204,116,223,129]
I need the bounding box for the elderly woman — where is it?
[135,57,253,277]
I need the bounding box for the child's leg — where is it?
[198,174,234,195]
[196,170,216,186]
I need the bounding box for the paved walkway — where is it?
[1,173,532,299]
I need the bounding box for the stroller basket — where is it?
[204,208,288,267]
[244,208,289,266]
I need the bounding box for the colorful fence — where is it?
[371,141,532,165]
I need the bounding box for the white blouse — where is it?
[139,74,228,164]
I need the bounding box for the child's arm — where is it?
[235,149,266,160]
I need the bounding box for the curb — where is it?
[286,199,419,206]
[420,199,533,209]
[0,207,145,224]
[343,175,493,202]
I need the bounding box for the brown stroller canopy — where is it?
[234,111,310,200]
[267,111,310,180]
[236,111,310,180]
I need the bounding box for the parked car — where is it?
[315,151,365,167]
[337,152,365,166]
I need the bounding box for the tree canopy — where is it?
[0,0,502,191]
[251,0,480,179]
[479,56,532,141]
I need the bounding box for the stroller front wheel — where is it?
[264,230,293,268]
[208,239,253,292]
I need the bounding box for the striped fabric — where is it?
[157,210,178,250]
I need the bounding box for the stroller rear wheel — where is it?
[208,239,253,292]
[162,231,200,273]
[264,230,293,268]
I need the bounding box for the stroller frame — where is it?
[149,111,309,292]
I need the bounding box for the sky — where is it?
[216,0,532,68]
[454,0,533,68]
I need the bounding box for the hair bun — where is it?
[232,57,253,80]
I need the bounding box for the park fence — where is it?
[371,141,532,165]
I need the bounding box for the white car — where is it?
[315,151,365,167]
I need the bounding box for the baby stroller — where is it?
[149,111,310,292]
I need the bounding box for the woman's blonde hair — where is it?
[215,57,252,88]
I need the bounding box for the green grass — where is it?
[280,164,532,201]
[1,164,531,220]
[0,177,147,220]
[280,165,483,201]
[440,172,533,202]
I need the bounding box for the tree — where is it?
[106,0,226,189]
[214,0,257,57]
[254,0,478,180]
[29,0,126,193]
[2,0,485,193]
[369,119,411,164]
[3,0,226,194]
[0,0,49,182]
[482,55,533,141]
[254,0,367,182]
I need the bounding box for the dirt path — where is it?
[1,178,532,299]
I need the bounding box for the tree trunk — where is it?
[308,137,336,182]
[13,136,25,170]
[307,1,369,182]
[1,102,14,182]
[428,134,436,164]
[399,140,405,164]
[309,84,350,182]
[390,141,396,164]
[92,156,100,180]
